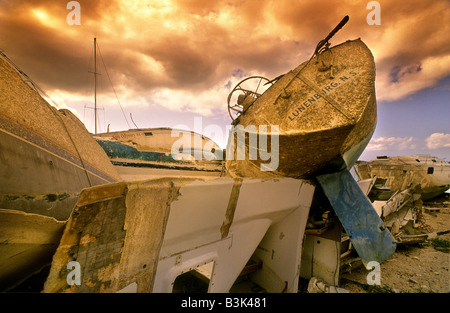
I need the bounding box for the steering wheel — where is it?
[227,76,271,122]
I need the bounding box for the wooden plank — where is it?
[239,261,263,276]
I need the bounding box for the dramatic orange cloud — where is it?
[1,0,449,117]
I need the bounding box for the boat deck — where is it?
[114,165,222,181]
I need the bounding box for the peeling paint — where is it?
[80,234,96,247]
[43,177,195,293]
[220,178,243,239]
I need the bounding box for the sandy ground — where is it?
[340,194,450,293]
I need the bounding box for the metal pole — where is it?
[94,37,97,134]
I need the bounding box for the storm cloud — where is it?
[1,0,449,116]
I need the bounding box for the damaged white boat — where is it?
[43,177,315,293]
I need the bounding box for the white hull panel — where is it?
[43,177,315,293]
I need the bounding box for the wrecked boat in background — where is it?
[357,155,450,201]
[94,128,223,181]
[372,184,425,243]
[0,51,121,291]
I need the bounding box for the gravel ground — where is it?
[341,194,450,293]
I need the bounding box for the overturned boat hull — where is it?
[225,39,376,178]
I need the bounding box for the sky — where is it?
[0,0,449,161]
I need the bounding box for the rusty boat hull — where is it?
[225,39,377,179]
[0,53,121,291]
[357,155,450,201]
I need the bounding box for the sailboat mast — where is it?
[94,37,97,134]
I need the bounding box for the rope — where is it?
[96,44,131,129]
[54,110,93,187]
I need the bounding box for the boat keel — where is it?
[316,169,397,264]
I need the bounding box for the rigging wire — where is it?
[96,42,131,130]
[0,50,93,186]
[0,51,64,110]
